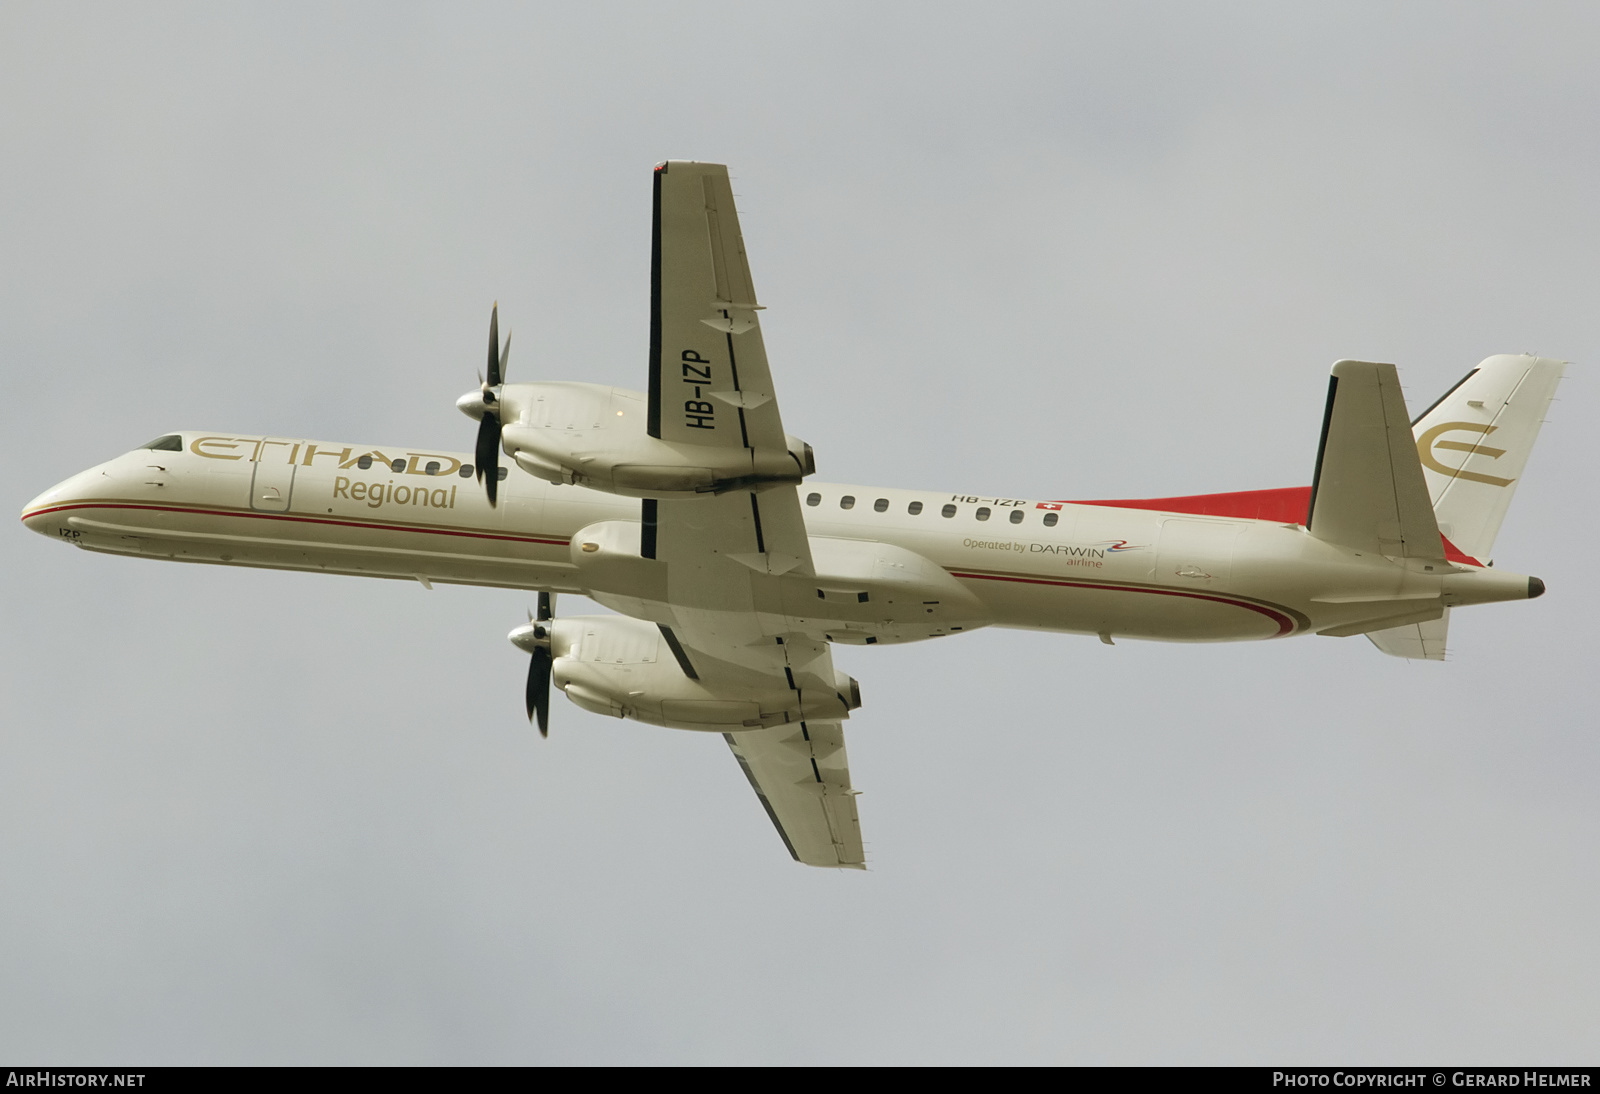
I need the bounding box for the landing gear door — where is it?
[251,440,299,512]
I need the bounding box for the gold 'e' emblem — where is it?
[1416,421,1514,487]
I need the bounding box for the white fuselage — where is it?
[21,431,1535,645]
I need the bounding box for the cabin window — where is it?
[908,501,923,515]
[1009,509,1024,524]
[806,492,821,506]
[459,464,474,477]
[497,467,508,481]
[424,461,441,475]
[976,507,991,521]
[941,504,957,518]
[141,434,183,452]
[1043,512,1059,527]
[873,498,889,512]
[357,455,374,470]
[840,495,855,510]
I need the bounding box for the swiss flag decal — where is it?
[1036,502,1064,511]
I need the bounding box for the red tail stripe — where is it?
[1057,486,1483,566]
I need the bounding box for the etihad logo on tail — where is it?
[1417,422,1514,488]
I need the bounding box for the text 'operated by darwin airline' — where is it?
[23,162,1563,869]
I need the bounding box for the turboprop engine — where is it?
[510,612,860,732]
[457,304,811,503]
[460,380,813,499]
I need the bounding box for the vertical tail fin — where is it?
[1307,360,1442,558]
[1412,355,1565,563]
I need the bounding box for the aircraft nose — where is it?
[20,465,109,539]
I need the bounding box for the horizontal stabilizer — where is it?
[1317,603,1443,638]
[1308,361,1443,558]
[1367,609,1450,661]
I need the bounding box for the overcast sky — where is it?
[4,2,1597,1064]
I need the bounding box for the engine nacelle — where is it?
[482,382,813,498]
[545,614,859,731]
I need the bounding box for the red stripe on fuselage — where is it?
[947,569,1300,638]
[1058,486,1483,566]
[20,502,572,547]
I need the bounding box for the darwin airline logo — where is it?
[1416,422,1515,488]
[962,538,1147,569]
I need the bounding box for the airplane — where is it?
[20,161,1564,870]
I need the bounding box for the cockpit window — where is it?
[142,434,183,452]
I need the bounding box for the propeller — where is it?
[474,303,512,507]
[509,592,555,736]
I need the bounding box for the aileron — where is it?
[724,723,865,869]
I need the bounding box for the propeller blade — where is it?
[537,591,553,622]
[472,303,510,507]
[486,303,502,388]
[527,646,551,736]
[475,414,501,507]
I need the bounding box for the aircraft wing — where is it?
[644,164,863,868]
[651,488,866,869]
[649,161,792,457]
[724,722,864,869]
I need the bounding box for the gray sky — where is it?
[3,2,1597,1064]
